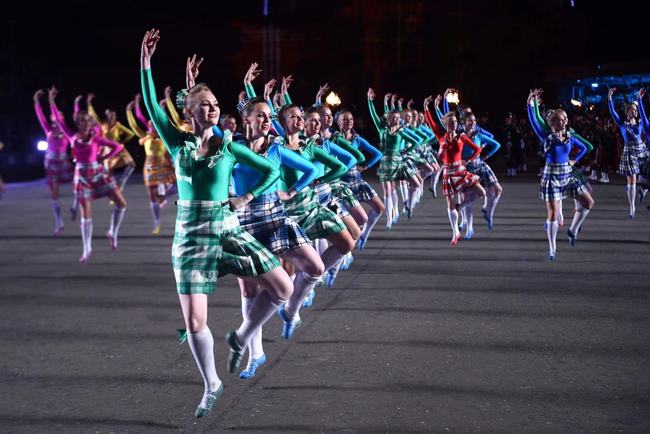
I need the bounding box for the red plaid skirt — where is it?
[441,161,480,202]
[44,152,73,184]
[143,156,176,187]
[74,162,118,201]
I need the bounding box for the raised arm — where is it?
[638,88,649,134]
[33,89,52,134]
[527,91,546,141]
[281,75,294,105]
[367,88,383,133]
[315,83,329,107]
[607,87,623,127]
[86,93,101,123]
[277,145,318,193]
[134,94,149,127]
[126,101,146,138]
[48,86,75,140]
[243,62,262,98]
[140,29,183,158]
[383,93,391,115]
[424,95,446,140]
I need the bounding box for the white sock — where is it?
[627,183,636,215]
[236,290,283,350]
[464,203,474,233]
[360,207,381,241]
[51,199,63,228]
[315,238,328,256]
[399,181,408,205]
[117,165,135,191]
[391,190,399,219]
[546,219,558,253]
[285,271,321,319]
[109,207,126,241]
[384,195,393,227]
[432,170,441,191]
[485,192,501,221]
[557,204,564,226]
[150,202,160,228]
[569,205,590,235]
[241,296,264,361]
[447,208,459,237]
[80,217,93,256]
[187,326,222,392]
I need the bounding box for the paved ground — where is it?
[1,173,649,433]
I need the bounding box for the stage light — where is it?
[325,91,341,106]
[445,92,459,104]
[37,140,48,151]
[591,82,599,88]
[570,99,582,107]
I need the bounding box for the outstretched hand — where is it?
[423,95,433,109]
[263,79,277,101]
[244,62,262,85]
[434,94,442,107]
[640,88,646,99]
[48,85,58,100]
[141,28,160,70]
[608,87,617,98]
[367,88,376,101]
[407,99,414,109]
[33,89,45,101]
[316,83,330,100]
[281,74,294,94]
[186,54,203,88]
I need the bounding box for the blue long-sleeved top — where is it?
[232,139,318,196]
[608,95,645,145]
[639,94,650,136]
[313,137,357,178]
[339,132,383,168]
[528,106,587,164]
[462,129,501,160]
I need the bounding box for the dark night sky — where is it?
[1,0,648,163]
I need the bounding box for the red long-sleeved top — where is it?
[424,108,481,164]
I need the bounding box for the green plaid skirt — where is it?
[377,153,418,182]
[330,180,361,210]
[284,188,347,240]
[172,200,281,294]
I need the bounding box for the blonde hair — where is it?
[546,109,567,124]
[183,83,212,112]
[442,111,456,124]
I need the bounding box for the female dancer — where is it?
[34,89,75,235]
[126,96,176,234]
[274,102,355,336]
[528,91,593,259]
[424,95,485,246]
[87,94,137,194]
[608,87,649,218]
[141,30,293,418]
[49,86,127,261]
[335,108,385,250]
[368,88,421,229]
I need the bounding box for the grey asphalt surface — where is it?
[1,173,649,433]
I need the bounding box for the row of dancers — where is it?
[29,27,648,419]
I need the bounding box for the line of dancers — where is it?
[29,27,648,420]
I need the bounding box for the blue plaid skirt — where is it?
[236,192,310,255]
[341,167,378,202]
[539,162,587,201]
[315,182,351,218]
[619,140,649,176]
[466,157,499,188]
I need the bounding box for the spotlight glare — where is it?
[570,99,582,107]
[591,82,599,88]
[37,140,48,151]
[325,91,341,106]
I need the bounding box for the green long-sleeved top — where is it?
[368,97,418,156]
[141,69,279,201]
[277,137,347,191]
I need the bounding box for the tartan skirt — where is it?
[315,182,351,218]
[172,199,281,294]
[330,180,361,210]
[341,167,378,202]
[618,141,649,176]
[441,161,480,200]
[44,152,73,184]
[421,146,439,167]
[284,188,347,240]
[466,158,499,188]
[539,162,587,201]
[377,153,418,182]
[105,148,135,170]
[236,192,310,255]
[74,162,118,201]
[143,156,176,187]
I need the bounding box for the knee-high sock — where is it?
[51,199,63,229]
[236,290,283,351]
[569,204,590,235]
[284,271,321,319]
[360,207,381,241]
[187,326,222,392]
[391,189,399,219]
[241,296,264,361]
[484,191,501,221]
[315,238,328,256]
[399,181,408,205]
[464,203,474,233]
[150,202,160,228]
[117,165,135,191]
[70,196,79,214]
[546,219,558,253]
[447,208,459,236]
[80,217,93,255]
[432,170,441,191]
[384,195,393,227]
[408,185,418,210]
[109,207,126,240]
[627,183,636,215]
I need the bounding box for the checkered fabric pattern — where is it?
[143,156,176,187]
[377,153,418,182]
[330,180,361,210]
[618,140,649,176]
[441,161,480,199]
[341,167,378,202]
[74,162,118,201]
[315,182,351,218]
[539,162,586,201]
[236,192,310,255]
[466,157,499,188]
[172,200,281,294]
[284,188,347,240]
[44,152,73,184]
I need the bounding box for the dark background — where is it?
[1,0,648,180]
